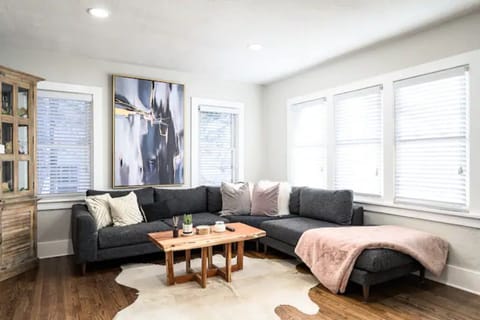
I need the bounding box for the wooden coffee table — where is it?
[148,222,266,288]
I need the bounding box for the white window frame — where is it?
[37,81,101,210]
[286,97,329,188]
[393,66,469,211]
[286,49,480,228]
[191,97,244,186]
[333,85,384,196]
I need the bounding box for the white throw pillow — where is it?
[85,193,112,230]
[109,192,144,227]
[257,180,291,216]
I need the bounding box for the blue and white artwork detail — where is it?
[113,75,184,187]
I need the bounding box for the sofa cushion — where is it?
[226,214,296,229]
[98,220,171,249]
[150,187,208,220]
[260,217,340,246]
[299,188,353,225]
[87,187,154,206]
[220,182,251,215]
[355,249,416,273]
[162,212,228,227]
[207,186,222,213]
[288,187,303,215]
[251,182,280,216]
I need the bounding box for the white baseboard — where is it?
[38,239,73,259]
[426,264,480,296]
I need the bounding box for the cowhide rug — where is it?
[114,254,319,319]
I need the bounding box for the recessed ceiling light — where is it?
[248,44,263,51]
[87,7,110,18]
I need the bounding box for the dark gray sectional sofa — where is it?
[71,185,423,300]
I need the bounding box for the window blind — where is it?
[198,105,238,186]
[334,86,382,195]
[394,66,468,209]
[289,98,327,188]
[37,90,93,195]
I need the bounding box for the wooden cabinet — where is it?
[0,65,42,281]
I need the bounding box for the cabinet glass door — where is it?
[17,87,29,118]
[1,123,13,154]
[2,161,14,193]
[18,160,29,191]
[2,83,13,115]
[18,125,28,155]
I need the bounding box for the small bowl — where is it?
[196,225,210,235]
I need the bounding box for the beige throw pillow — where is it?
[85,193,112,230]
[257,180,292,216]
[109,192,144,227]
[220,182,251,216]
[251,182,280,216]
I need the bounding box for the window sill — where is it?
[37,194,85,211]
[354,198,480,229]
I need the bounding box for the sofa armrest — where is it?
[71,204,98,264]
[351,205,364,226]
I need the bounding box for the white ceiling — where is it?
[1,0,479,84]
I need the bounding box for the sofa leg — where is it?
[419,267,425,284]
[263,243,268,256]
[81,263,87,276]
[255,240,259,252]
[362,284,370,302]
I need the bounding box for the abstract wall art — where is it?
[113,75,184,187]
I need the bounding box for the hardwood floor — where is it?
[0,248,479,320]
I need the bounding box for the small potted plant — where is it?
[183,214,193,235]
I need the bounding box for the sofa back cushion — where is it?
[288,187,303,215]
[207,186,222,213]
[299,188,353,225]
[86,187,154,206]
[145,186,208,221]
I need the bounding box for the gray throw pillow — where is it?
[299,188,353,225]
[220,182,251,216]
[251,182,280,216]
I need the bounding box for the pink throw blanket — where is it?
[295,225,448,294]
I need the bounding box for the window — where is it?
[334,86,383,195]
[288,98,327,188]
[191,98,244,186]
[394,66,468,209]
[37,90,93,195]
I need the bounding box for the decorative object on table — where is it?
[196,225,210,235]
[182,213,193,234]
[172,216,179,238]
[112,74,185,188]
[214,221,226,233]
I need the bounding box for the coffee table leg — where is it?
[201,247,208,288]
[225,243,232,282]
[208,246,213,268]
[185,249,192,273]
[166,251,174,285]
[237,241,244,270]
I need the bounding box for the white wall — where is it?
[263,11,480,294]
[0,46,264,257]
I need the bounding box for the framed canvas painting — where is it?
[112,75,184,187]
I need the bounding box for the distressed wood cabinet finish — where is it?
[0,65,42,281]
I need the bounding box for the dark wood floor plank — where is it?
[0,249,478,320]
